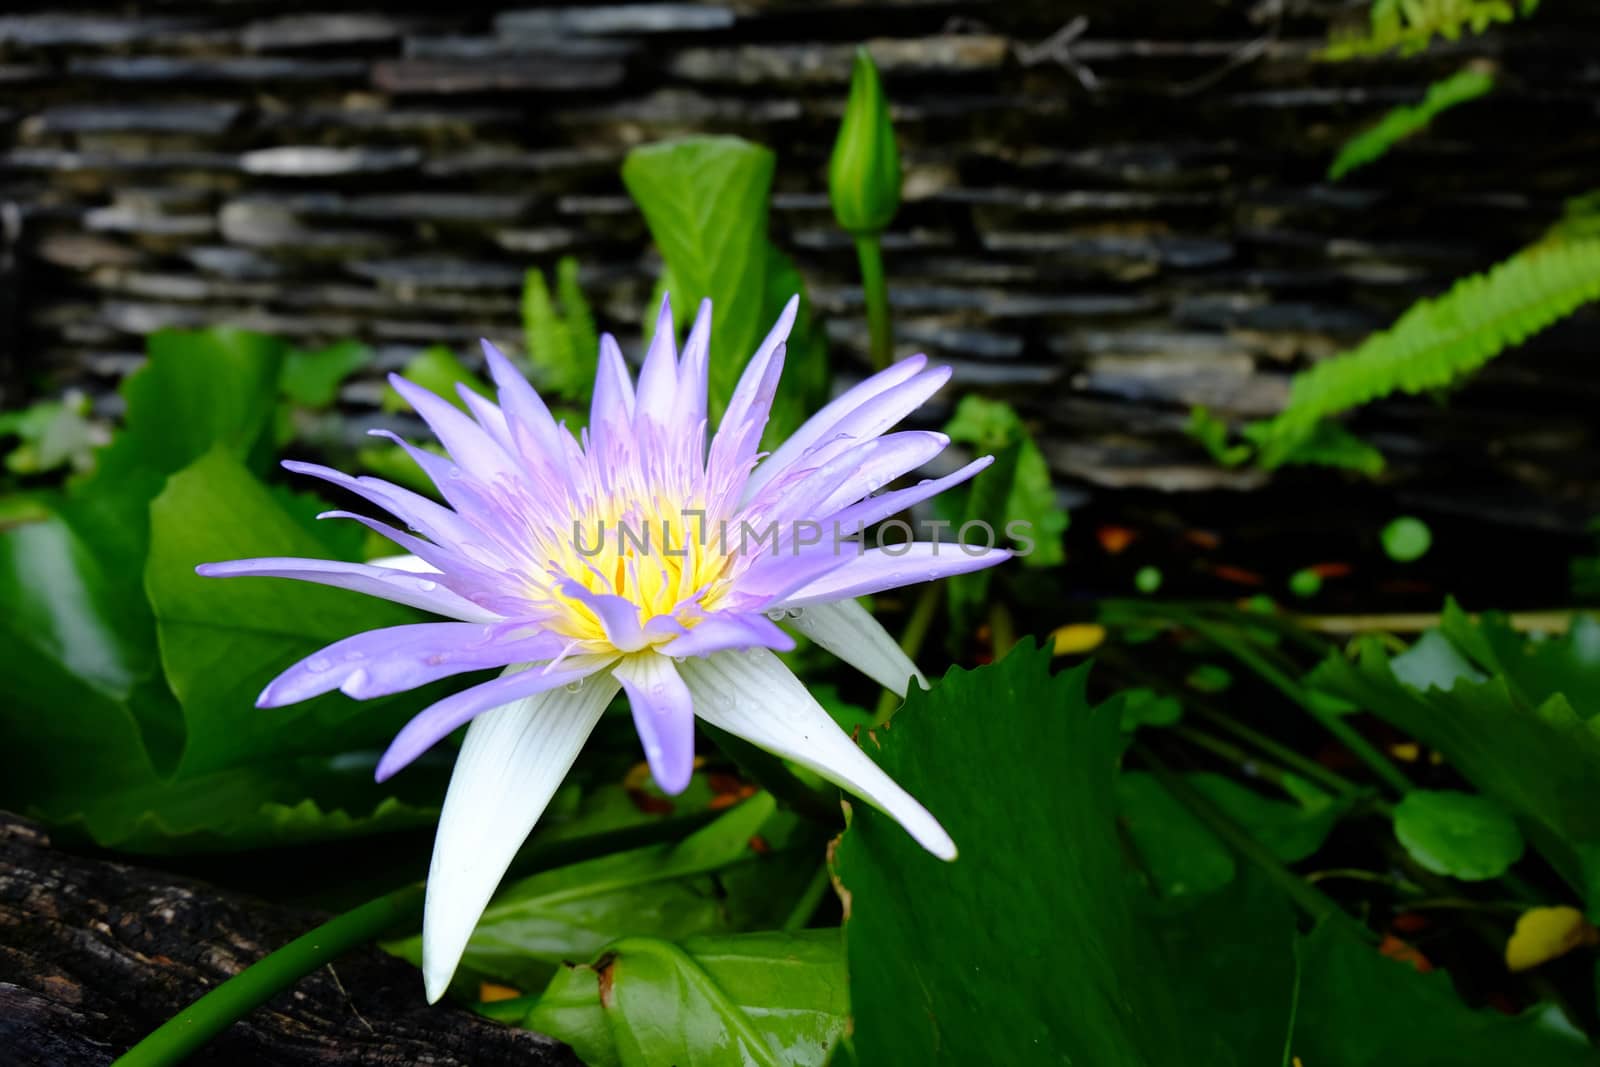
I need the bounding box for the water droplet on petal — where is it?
[787,607,806,620]
[416,579,438,591]
[766,609,786,621]
[307,657,331,672]
[564,679,584,693]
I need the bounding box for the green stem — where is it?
[1304,867,1421,892]
[114,883,425,1067]
[1191,706,1361,800]
[853,232,893,370]
[1142,748,1373,943]
[873,582,941,724]
[115,808,722,1065]
[1173,725,1310,801]
[1178,612,1414,796]
[988,601,1017,661]
[783,863,834,931]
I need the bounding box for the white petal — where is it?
[678,649,955,860]
[368,553,438,574]
[421,671,620,1002]
[789,598,927,698]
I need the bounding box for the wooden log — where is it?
[0,812,579,1067]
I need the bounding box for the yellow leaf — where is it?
[1505,906,1600,972]
[479,981,523,1002]
[1051,623,1106,656]
[1389,741,1421,762]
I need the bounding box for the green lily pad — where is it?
[1393,789,1525,881]
[1311,630,1600,909]
[1119,772,1236,897]
[525,929,847,1067]
[832,645,1190,1066]
[391,794,820,995]
[1381,516,1432,562]
[1292,921,1596,1065]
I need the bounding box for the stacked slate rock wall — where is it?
[2,2,1599,519]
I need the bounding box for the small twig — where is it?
[782,864,833,932]
[1292,610,1585,635]
[1015,17,1100,91]
[323,964,376,1036]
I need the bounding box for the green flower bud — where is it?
[829,48,901,234]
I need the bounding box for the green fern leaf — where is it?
[1329,66,1494,181]
[1543,190,1600,244]
[1185,407,1253,467]
[1242,420,1386,476]
[1252,238,1600,467]
[556,256,599,391]
[1324,0,1537,60]
[521,256,599,403]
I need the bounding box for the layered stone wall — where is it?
[3,3,1599,513]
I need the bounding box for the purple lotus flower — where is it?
[199,296,1007,1000]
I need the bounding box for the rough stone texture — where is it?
[0,812,580,1066]
[1,1,1599,516]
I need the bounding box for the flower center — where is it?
[553,497,735,647]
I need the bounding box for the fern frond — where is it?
[520,256,598,403]
[556,256,599,388]
[522,268,564,377]
[1252,238,1600,466]
[1243,420,1387,475]
[1329,66,1494,181]
[1542,190,1600,245]
[1324,0,1537,60]
[1185,407,1253,467]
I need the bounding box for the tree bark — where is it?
[0,812,580,1067]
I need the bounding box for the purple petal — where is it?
[590,335,636,442]
[558,579,647,651]
[743,353,927,500]
[707,295,797,474]
[658,612,794,659]
[707,344,785,497]
[195,557,501,622]
[756,431,950,533]
[776,544,1012,608]
[363,429,516,524]
[258,622,567,707]
[676,298,713,431]
[315,510,496,582]
[613,652,696,795]
[281,460,478,549]
[376,653,618,780]
[481,339,567,468]
[456,386,516,455]
[722,548,851,612]
[634,295,679,427]
[388,374,519,482]
[826,456,995,534]
[822,365,951,451]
